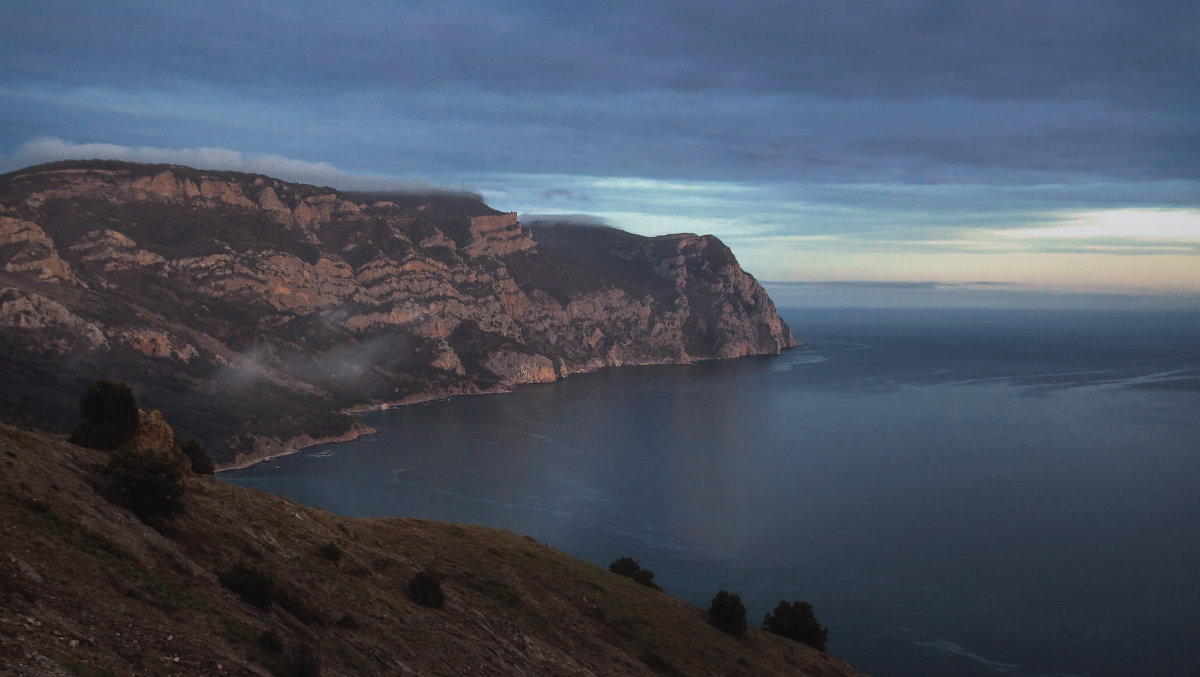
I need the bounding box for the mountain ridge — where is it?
[0,160,795,467]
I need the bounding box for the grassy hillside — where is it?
[0,421,862,676]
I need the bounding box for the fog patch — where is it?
[202,332,407,399]
[292,335,403,387]
[208,346,274,391]
[541,188,590,202]
[521,213,617,229]
[7,137,446,193]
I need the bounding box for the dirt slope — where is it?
[0,420,862,676]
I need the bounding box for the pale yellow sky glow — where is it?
[744,249,1199,292]
[514,178,1200,297]
[730,208,1200,295]
[999,209,1200,242]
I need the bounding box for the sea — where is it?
[222,307,1200,677]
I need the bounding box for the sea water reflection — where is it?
[223,309,1200,677]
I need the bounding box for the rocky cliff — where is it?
[0,160,795,467]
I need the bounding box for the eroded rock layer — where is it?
[0,160,795,466]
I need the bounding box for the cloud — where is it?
[520,214,612,228]
[997,209,1200,241]
[6,1,1194,102]
[541,188,589,201]
[13,137,332,182]
[763,281,1019,290]
[3,3,1196,187]
[2,2,1196,295]
[5,138,440,192]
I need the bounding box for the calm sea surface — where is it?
[223,308,1200,677]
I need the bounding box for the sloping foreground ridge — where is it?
[0,418,861,676]
[0,161,795,467]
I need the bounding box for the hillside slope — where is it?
[0,420,860,676]
[0,161,795,467]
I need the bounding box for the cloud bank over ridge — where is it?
[2,1,1196,298]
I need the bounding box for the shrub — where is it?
[407,569,445,609]
[335,614,361,630]
[219,562,275,610]
[317,542,342,563]
[70,380,139,450]
[763,599,828,651]
[101,448,185,523]
[608,556,663,591]
[179,438,214,475]
[708,590,747,635]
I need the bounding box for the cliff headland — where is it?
[0,161,795,467]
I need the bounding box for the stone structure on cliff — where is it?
[0,160,795,466]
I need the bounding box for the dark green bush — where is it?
[608,556,663,591]
[317,542,342,563]
[70,380,139,450]
[101,448,185,523]
[407,569,445,609]
[219,562,275,610]
[179,438,214,475]
[763,599,828,651]
[708,590,747,635]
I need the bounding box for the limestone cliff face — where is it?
[0,160,795,466]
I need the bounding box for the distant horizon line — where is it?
[763,280,1198,295]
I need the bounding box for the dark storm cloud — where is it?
[2,1,1196,186]
[6,1,1194,99]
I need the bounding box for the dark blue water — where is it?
[223,308,1200,677]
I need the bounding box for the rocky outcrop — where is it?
[0,287,107,350]
[482,349,559,386]
[463,212,536,257]
[0,215,77,282]
[0,160,795,466]
[128,409,187,466]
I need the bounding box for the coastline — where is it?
[215,345,797,472]
[217,382,521,471]
[217,419,380,472]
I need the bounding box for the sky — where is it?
[2,1,1198,307]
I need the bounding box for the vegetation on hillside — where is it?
[407,569,446,609]
[764,600,830,651]
[609,556,663,591]
[709,589,749,635]
[179,438,214,475]
[100,446,186,524]
[69,379,139,450]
